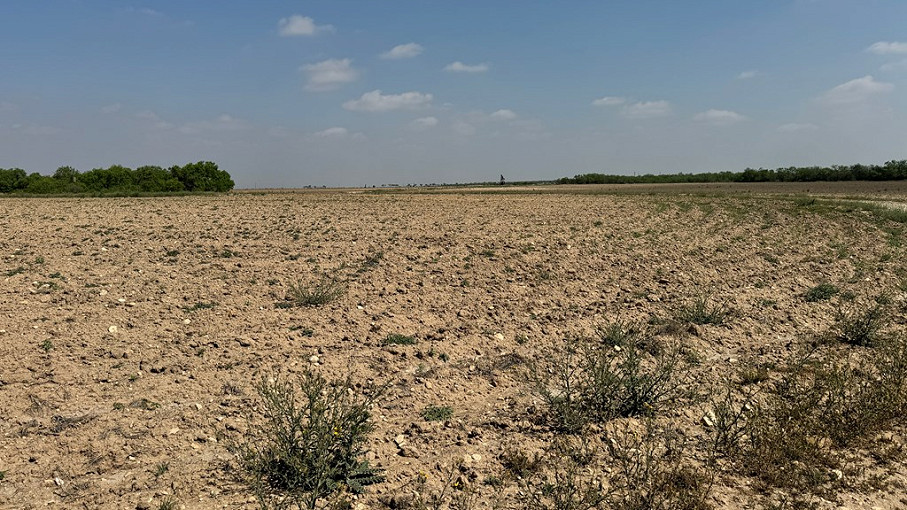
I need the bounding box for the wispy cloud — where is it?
[380,43,423,60]
[343,90,433,112]
[820,75,894,104]
[778,123,818,132]
[135,110,173,129]
[866,41,907,55]
[301,59,359,92]
[314,127,348,137]
[444,61,490,73]
[452,120,477,136]
[621,100,672,119]
[101,103,122,114]
[736,70,758,80]
[592,96,626,107]
[278,15,334,36]
[489,109,517,121]
[693,109,747,125]
[178,114,245,135]
[410,116,439,130]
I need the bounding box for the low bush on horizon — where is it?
[0,161,234,194]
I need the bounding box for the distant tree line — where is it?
[0,161,234,194]
[557,160,907,185]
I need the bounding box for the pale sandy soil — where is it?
[1,186,905,509]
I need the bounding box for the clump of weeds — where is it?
[285,275,345,307]
[236,370,386,510]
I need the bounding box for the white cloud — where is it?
[343,90,433,112]
[452,120,476,136]
[277,15,334,36]
[314,127,348,138]
[489,109,517,121]
[101,103,122,114]
[380,43,423,60]
[866,41,907,55]
[444,61,490,73]
[136,110,173,129]
[778,123,818,132]
[621,100,672,119]
[821,75,894,104]
[737,70,758,80]
[592,96,626,107]
[301,59,359,92]
[411,116,439,129]
[179,114,245,135]
[693,109,747,125]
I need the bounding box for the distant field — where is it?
[1,187,905,509]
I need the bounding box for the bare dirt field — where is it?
[1,183,906,509]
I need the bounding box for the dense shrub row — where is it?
[0,161,234,194]
[558,160,907,184]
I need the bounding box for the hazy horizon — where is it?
[2,1,906,187]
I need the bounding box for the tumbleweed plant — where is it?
[237,370,385,510]
[286,275,346,307]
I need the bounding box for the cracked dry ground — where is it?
[1,186,906,509]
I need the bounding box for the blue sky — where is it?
[1,1,906,187]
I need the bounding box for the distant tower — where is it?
[499,174,506,186]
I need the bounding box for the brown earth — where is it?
[1,184,906,509]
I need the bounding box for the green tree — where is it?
[134,165,184,192]
[170,161,234,192]
[23,173,64,194]
[0,168,27,192]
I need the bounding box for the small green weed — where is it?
[4,266,25,277]
[421,405,453,422]
[384,334,417,346]
[834,301,888,347]
[153,461,170,478]
[182,301,217,312]
[286,276,345,307]
[39,339,54,352]
[677,294,731,326]
[130,398,160,411]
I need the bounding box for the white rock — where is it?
[309,355,320,364]
[108,326,118,334]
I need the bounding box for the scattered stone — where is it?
[183,319,191,325]
[702,410,716,428]
[108,325,118,334]
[168,427,180,436]
[493,333,505,342]
[309,355,320,364]
[394,434,407,447]
[831,469,844,481]
[99,289,108,296]
[53,477,65,487]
